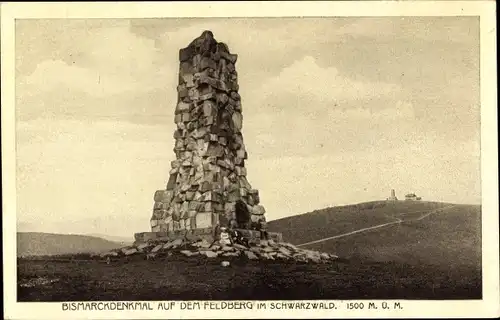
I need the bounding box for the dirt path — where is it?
[296,205,456,247]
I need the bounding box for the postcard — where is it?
[2,1,498,319]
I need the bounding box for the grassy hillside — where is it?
[17,232,125,257]
[306,204,481,268]
[268,201,481,289]
[267,201,452,245]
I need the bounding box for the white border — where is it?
[2,1,498,319]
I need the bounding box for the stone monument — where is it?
[135,31,281,244]
[387,189,398,201]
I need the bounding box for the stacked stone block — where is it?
[150,31,266,233]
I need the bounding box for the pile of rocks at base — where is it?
[100,238,338,264]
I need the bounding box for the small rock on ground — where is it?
[124,248,138,256]
[244,250,258,260]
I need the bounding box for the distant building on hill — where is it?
[405,193,422,201]
[387,189,398,201]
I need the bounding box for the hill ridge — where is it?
[268,200,455,223]
[17,232,125,257]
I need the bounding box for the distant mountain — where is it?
[87,233,134,245]
[17,232,125,257]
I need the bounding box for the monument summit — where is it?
[135,31,281,243]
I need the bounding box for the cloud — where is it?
[253,56,402,112]
[332,17,479,44]
[16,18,477,128]
[16,82,175,124]
[17,20,177,100]
[330,100,415,120]
[16,19,165,74]
[151,18,361,84]
[21,60,138,97]
[237,56,414,159]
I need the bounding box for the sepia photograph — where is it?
[2,1,498,319]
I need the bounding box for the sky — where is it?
[15,17,481,238]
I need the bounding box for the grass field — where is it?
[17,253,480,301]
[17,201,482,301]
